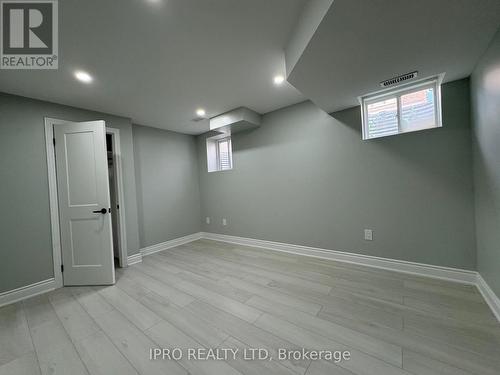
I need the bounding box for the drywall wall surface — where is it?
[0,93,140,293]
[198,79,476,270]
[471,29,500,295]
[133,124,201,247]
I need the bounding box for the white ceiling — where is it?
[2,0,500,133]
[287,0,500,114]
[0,0,306,134]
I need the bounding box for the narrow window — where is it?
[360,76,443,140]
[206,135,233,172]
[216,137,232,171]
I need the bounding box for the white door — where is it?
[54,120,115,285]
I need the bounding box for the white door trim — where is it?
[106,127,128,267]
[44,117,65,289]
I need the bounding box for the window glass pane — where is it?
[367,98,398,138]
[400,87,435,132]
[218,139,232,170]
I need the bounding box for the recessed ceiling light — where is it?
[196,108,206,117]
[74,70,93,83]
[273,75,285,85]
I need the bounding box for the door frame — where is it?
[105,128,128,267]
[44,118,128,289]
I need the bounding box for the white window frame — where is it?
[360,74,444,140]
[214,136,232,171]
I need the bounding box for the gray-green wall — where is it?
[133,124,201,247]
[471,29,500,295]
[0,93,141,293]
[197,79,476,270]
[0,77,482,295]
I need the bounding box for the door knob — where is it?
[92,208,108,214]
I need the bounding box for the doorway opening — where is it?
[106,129,128,268]
[45,118,127,288]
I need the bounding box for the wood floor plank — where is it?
[165,250,325,302]
[172,253,260,282]
[222,276,322,315]
[0,352,41,375]
[36,344,89,375]
[191,240,476,302]
[174,244,408,305]
[404,309,500,341]
[0,303,34,366]
[48,289,100,343]
[225,269,401,332]
[254,313,412,375]
[171,241,500,375]
[133,267,265,324]
[74,330,139,375]
[135,258,259,321]
[5,239,499,375]
[405,289,493,313]
[246,295,402,367]
[69,287,114,319]
[329,281,404,304]
[134,261,183,286]
[141,254,185,274]
[145,320,243,375]
[403,295,498,325]
[403,279,483,303]
[150,253,225,282]
[174,269,254,303]
[220,336,299,375]
[305,359,357,375]
[166,246,333,295]
[24,295,89,375]
[93,309,187,375]
[115,270,229,348]
[402,349,474,375]
[22,295,59,329]
[173,279,263,323]
[400,274,479,293]
[97,285,162,331]
[119,267,195,307]
[185,241,406,297]
[403,311,500,359]
[216,263,403,331]
[319,294,404,330]
[184,300,310,375]
[317,309,500,375]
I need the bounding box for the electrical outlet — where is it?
[222,218,227,226]
[364,229,373,241]
[205,217,210,224]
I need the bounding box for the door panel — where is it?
[69,218,105,265]
[55,121,115,285]
[65,131,99,205]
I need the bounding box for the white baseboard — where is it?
[127,252,143,265]
[0,278,56,308]
[200,232,478,285]
[140,232,203,257]
[476,274,500,322]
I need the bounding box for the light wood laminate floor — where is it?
[1,239,499,375]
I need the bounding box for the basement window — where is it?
[360,76,443,140]
[206,135,233,172]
